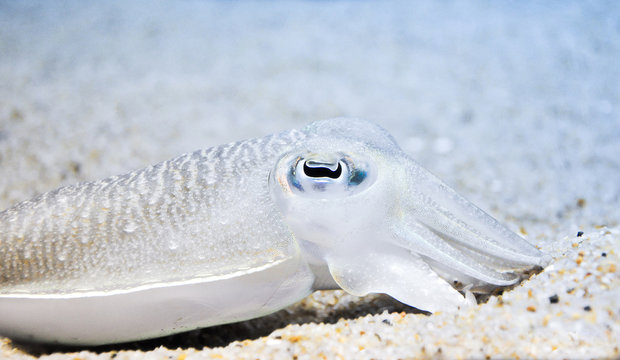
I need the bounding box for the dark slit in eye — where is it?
[303,162,342,179]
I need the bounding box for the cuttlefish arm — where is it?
[0,118,547,345]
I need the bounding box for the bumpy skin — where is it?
[0,129,307,295]
[0,118,547,345]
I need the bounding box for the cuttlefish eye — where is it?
[274,152,376,199]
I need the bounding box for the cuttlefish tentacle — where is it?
[0,118,547,345]
[400,159,545,268]
[391,219,520,286]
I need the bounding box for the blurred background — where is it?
[0,0,619,237]
[1,1,619,357]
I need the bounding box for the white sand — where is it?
[0,1,618,358]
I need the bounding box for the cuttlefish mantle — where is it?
[0,118,548,345]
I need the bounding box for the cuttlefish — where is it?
[0,118,546,345]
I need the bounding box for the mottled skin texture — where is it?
[0,118,546,345]
[0,129,307,294]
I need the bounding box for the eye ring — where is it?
[270,151,377,200]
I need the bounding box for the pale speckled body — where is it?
[0,129,307,294]
[0,118,547,345]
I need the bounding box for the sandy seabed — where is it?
[0,1,619,359]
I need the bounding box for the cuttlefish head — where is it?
[270,118,548,312]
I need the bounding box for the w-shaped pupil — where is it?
[303,162,342,179]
